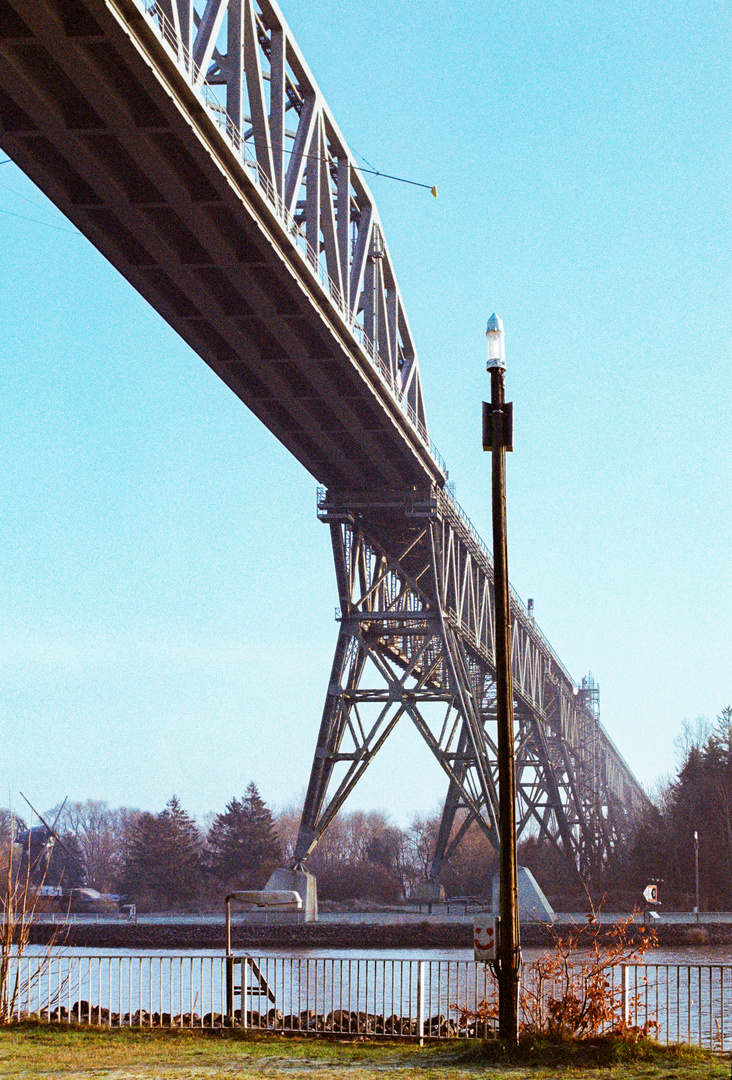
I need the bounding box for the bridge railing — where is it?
[319,483,577,699]
[135,0,445,479]
[437,488,579,687]
[437,486,644,808]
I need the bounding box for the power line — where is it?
[352,147,437,197]
[0,205,79,234]
[261,141,437,197]
[3,142,437,198]
[357,165,437,197]
[0,178,70,219]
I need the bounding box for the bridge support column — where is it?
[292,489,500,873]
[290,487,646,889]
[265,867,318,922]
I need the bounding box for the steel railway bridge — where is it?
[0,0,647,879]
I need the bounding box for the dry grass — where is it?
[0,1025,728,1079]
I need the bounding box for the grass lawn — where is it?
[0,1025,728,1079]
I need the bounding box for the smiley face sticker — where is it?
[473,920,497,960]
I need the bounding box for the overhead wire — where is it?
[0,156,80,233]
[0,135,436,243]
[3,137,437,197]
[0,162,80,233]
[253,141,437,197]
[0,205,79,233]
[356,165,437,197]
[351,146,437,197]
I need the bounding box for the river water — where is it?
[22,941,732,963]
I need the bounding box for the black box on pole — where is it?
[482,401,513,452]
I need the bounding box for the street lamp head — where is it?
[486,313,506,371]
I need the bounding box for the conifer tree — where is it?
[120,797,203,910]
[207,783,282,890]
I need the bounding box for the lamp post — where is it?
[483,314,521,1041]
[224,890,302,1020]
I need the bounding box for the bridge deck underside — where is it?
[0,0,441,490]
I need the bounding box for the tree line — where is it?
[7,707,727,913]
[0,785,283,910]
[606,706,732,910]
[0,784,502,911]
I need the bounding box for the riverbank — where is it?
[0,1025,725,1079]
[27,918,732,951]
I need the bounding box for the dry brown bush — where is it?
[457,908,658,1040]
[0,816,65,1023]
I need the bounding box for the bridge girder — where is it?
[0,0,444,490]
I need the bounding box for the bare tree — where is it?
[50,800,142,893]
[673,715,712,767]
[405,814,440,888]
[273,794,306,864]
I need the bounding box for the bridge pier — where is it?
[265,868,318,923]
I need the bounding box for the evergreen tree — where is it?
[611,705,732,910]
[207,783,282,890]
[120,797,203,910]
[663,712,732,908]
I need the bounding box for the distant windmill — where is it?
[16,793,85,892]
[15,793,69,880]
[15,794,116,911]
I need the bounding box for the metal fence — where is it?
[226,956,494,1039]
[620,963,732,1051]
[5,953,225,1028]
[5,953,732,1049]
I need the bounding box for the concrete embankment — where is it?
[28,919,732,951]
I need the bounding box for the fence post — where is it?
[225,957,234,1023]
[417,961,425,1046]
[621,964,629,1028]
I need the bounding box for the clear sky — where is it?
[1,0,730,828]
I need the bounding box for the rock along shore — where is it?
[28,919,732,951]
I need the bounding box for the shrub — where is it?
[1,816,66,1022]
[456,908,658,1039]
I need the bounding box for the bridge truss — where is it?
[293,489,647,879]
[0,0,647,877]
[0,0,443,489]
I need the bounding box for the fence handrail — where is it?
[4,951,732,1051]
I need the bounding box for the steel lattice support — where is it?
[294,498,500,865]
[293,488,648,880]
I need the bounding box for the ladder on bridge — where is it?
[225,955,275,1026]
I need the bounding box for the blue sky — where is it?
[1,0,730,827]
